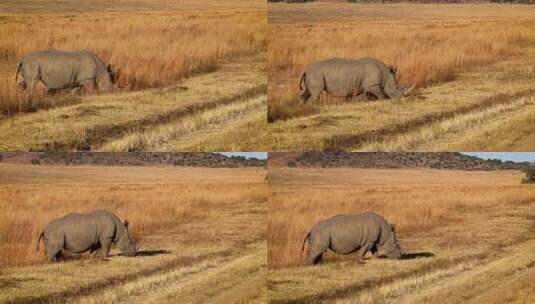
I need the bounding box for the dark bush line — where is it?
[0,152,267,168]
[292,152,532,171]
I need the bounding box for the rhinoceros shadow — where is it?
[132,250,171,257]
[401,251,435,260]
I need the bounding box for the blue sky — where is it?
[219,152,535,162]
[219,152,267,160]
[462,152,535,163]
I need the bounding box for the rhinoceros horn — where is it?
[403,85,415,96]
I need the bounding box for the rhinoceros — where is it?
[301,212,402,265]
[37,210,137,262]
[16,49,119,94]
[299,57,414,104]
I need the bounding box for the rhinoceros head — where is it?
[383,224,402,260]
[117,220,137,257]
[96,64,120,93]
[107,64,120,86]
[383,65,414,99]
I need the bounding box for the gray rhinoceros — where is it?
[16,49,119,94]
[302,212,402,265]
[299,57,414,103]
[37,210,137,262]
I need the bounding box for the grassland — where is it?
[0,163,267,303]
[267,3,535,151]
[268,167,535,303]
[0,0,266,151]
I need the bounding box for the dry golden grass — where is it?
[0,56,266,151]
[0,162,267,303]
[267,3,535,151]
[0,0,264,14]
[101,93,267,152]
[357,95,535,151]
[0,163,266,267]
[268,167,530,268]
[268,166,535,303]
[268,4,535,121]
[0,6,265,116]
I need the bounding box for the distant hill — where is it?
[269,152,531,170]
[0,152,266,168]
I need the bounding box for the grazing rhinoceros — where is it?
[37,210,137,262]
[16,49,119,94]
[299,57,414,103]
[302,212,402,265]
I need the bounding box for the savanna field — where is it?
[0,163,267,303]
[268,167,535,303]
[267,3,535,151]
[0,0,267,151]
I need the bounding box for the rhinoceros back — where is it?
[317,212,383,254]
[22,50,108,90]
[306,58,383,97]
[44,210,118,254]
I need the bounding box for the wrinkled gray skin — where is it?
[16,49,119,94]
[300,57,414,104]
[302,212,402,265]
[37,210,136,262]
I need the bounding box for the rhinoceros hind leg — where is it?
[306,89,321,104]
[308,250,324,265]
[46,245,62,262]
[18,80,27,90]
[300,89,312,104]
[46,88,59,96]
[307,239,328,265]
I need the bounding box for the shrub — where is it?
[522,167,535,184]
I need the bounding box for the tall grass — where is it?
[0,10,266,115]
[268,169,535,268]
[0,182,265,267]
[268,18,535,121]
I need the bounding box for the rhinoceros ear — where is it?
[124,220,129,229]
[389,65,398,74]
[391,224,396,232]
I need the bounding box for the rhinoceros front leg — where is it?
[70,86,82,96]
[370,244,380,258]
[356,246,368,264]
[97,237,113,258]
[365,85,386,100]
[80,79,96,94]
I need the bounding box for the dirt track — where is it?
[270,206,535,304]
[268,55,535,151]
[0,165,267,304]
[268,168,535,304]
[0,54,266,152]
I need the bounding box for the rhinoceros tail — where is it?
[15,62,22,82]
[36,231,44,252]
[301,231,310,251]
[299,72,307,91]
